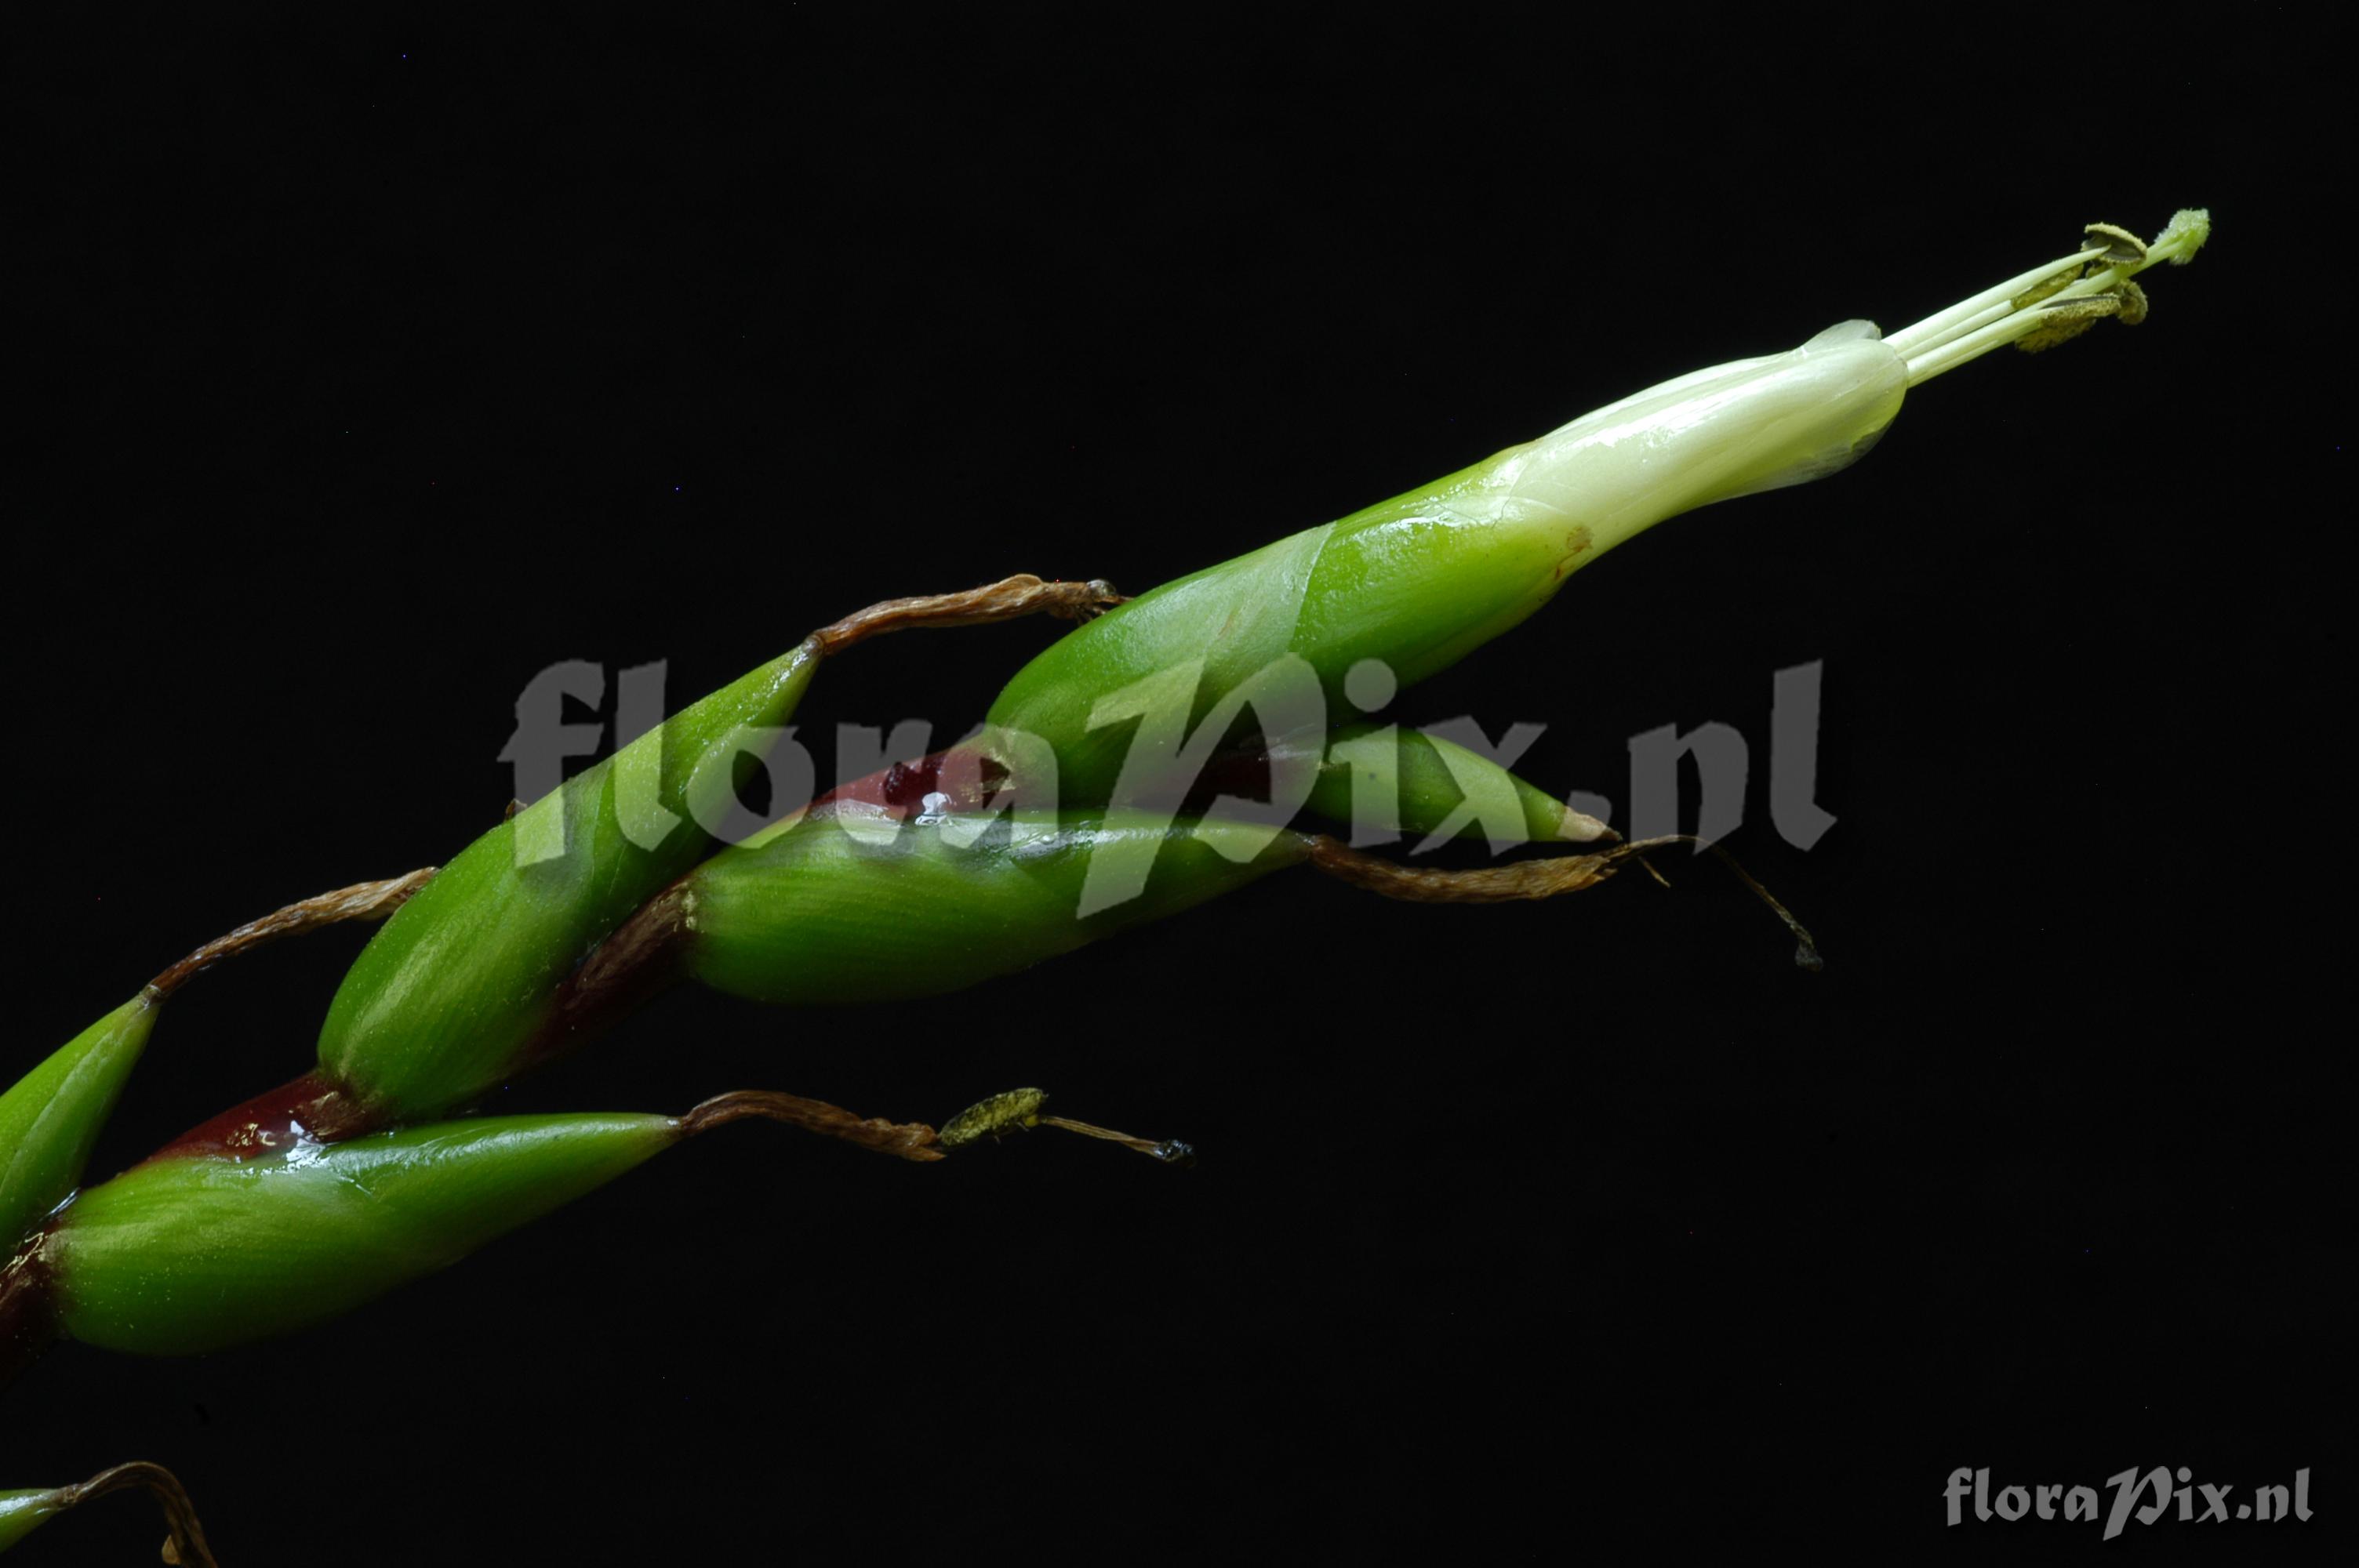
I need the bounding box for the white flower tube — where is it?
[983,211,2214,801]
[1480,208,2213,565]
[1481,318,1910,564]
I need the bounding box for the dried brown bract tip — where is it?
[144,867,439,1000]
[1610,836,1823,971]
[681,1089,943,1162]
[1303,832,1820,969]
[811,572,1126,655]
[1303,837,1621,902]
[49,1462,217,1568]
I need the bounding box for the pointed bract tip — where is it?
[1559,804,1616,844]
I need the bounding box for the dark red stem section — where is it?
[518,882,696,1076]
[1,1227,59,1391]
[142,1069,377,1163]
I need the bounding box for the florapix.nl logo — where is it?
[1945,1466,2313,1538]
[493,650,1838,920]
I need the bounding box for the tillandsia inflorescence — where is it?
[2,211,2208,1559]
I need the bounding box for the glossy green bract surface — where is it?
[1,996,157,1250]
[685,812,1310,1006]
[0,1490,60,1551]
[47,1113,674,1356]
[984,459,1576,807]
[1303,724,1576,846]
[318,642,821,1123]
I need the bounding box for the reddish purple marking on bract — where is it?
[807,748,1009,822]
[806,744,1275,823]
[143,1071,374,1163]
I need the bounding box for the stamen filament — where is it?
[1885,210,2211,387]
[1882,245,2103,359]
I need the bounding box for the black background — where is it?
[5,12,2339,1562]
